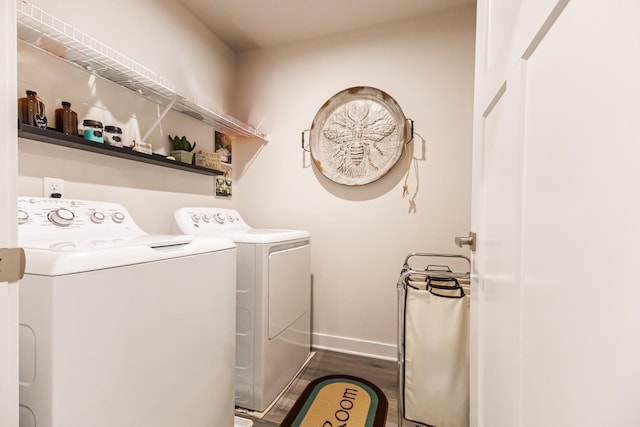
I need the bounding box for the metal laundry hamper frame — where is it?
[396,252,471,427]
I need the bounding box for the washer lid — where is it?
[22,234,236,276]
[20,234,195,251]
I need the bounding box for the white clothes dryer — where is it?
[18,197,237,427]
[171,208,311,412]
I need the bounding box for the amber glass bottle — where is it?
[55,101,78,135]
[18,90,46,127]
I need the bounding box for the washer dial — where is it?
[112,212,126,223]
[48,208,75,227]
[18,210,29,224]
[90,211,106,224]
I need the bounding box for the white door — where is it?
[1,1,19,426]
[472,1,640,426]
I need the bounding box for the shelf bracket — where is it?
[141,95,179,143]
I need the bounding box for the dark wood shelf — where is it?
[18,124,222,176]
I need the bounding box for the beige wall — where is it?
[17,2,475,359]
[234,5,476,358]
[17,0,239,233]
[24,0,236,111]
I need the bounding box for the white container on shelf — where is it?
[103,125,123,147]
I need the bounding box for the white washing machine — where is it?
[171,208,311,412]
[17,197,237,427]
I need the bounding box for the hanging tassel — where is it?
[402,147,412,198]
[402,119,415,199]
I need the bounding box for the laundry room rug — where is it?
[281,375,388,427]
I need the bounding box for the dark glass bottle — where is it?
[18,90,46,128]
[55,101,78,135]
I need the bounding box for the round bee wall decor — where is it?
[309,86,408,186]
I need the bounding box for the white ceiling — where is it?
[178,0,476,52]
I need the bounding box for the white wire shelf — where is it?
[16,0,267,141]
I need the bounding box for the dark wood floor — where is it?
[236,349,399,427]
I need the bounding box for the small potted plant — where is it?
[169,135,197,163]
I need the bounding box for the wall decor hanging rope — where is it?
[308,86,409,186]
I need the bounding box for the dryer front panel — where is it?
[267,243,311,340]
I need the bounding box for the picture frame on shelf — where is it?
[215,130,232,167]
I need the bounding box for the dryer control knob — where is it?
[112,212,125,224]
[213,213,225,224]
[90,211,106,224]
[48,207,75,227]
[191,214,201,223]
[18,210,29,224]
[202,214,211,223]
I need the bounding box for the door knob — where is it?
[454,232,476,252]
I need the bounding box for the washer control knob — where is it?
[17,210,29,224]
[90,211,106,224]
[112,212,125,224]
[213,213,225,224]
[191,214,201,223]
[202,214,211,223]
[48,208,75,227]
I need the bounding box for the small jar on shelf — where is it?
[54,101,78,135]
[104,126,123,147]
[82,120,104,143]
[18,90,47,128]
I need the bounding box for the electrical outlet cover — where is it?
[43,177,64,198]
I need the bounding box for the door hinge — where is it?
[0,248,26,282]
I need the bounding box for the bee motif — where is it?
[322,100,397,179]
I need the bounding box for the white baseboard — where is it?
[311,332,397,361]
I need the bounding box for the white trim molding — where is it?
[312,332,397,361]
